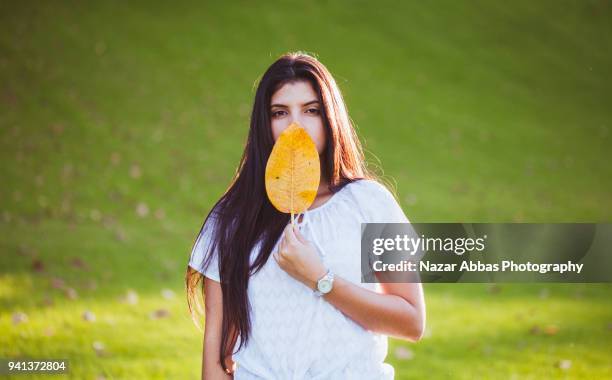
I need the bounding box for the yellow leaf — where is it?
[265,122,320,224]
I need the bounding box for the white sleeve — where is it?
[188,212,221,282]
[363,180,425,263]
[363,180,410,224]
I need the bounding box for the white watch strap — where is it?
[314,269,334,296]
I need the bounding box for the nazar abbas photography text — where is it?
[370,234,584,275]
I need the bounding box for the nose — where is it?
[288,112,303,126]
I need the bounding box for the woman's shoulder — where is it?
[346,178,397,201]
[346,178,408,223]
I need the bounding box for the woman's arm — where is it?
[274,224,426,342]
[202,276,235,379]
[309,274,425,342]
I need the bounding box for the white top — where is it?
[189,179,412,380]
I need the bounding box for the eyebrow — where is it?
[270,100,320,108]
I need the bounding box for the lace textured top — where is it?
[189,179,412,379]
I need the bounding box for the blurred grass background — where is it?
[1,0,611,379]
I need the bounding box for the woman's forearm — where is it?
[307,275,425,341]
[202,277,235,379]
[203,336,234,379]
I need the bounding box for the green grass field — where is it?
[1,1,611,378]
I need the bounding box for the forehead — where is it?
[270,80,318,105]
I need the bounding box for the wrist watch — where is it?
[314,269,335,297]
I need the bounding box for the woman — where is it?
[186,51,426,379]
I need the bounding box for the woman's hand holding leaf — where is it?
[273,223,327,290]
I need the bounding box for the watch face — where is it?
[318,279,332,293]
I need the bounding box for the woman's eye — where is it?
[306,108,320,115]
[271,110,286,118]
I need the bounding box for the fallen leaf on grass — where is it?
[149,308,171,320]
[41,295,54,307]
[31,258,45,272]
[12,312,28,325]
[110,152,121,165]
[130,163,142,179]
[50,123,65,136]
[50,277,66,289]
[43,327,55,337]
[82,310,96,322]
[529,325,541,335]
[82,279,98,290]
[70,257,89,270]
[136,202,149,217]
[102,215,116,229]
[114,228,127,242]
[544,325,559,335]
[119,289,138,305]
[65,287,78,300]
[92,341,106,357]
[556,359,571,370]
[154,208,166,220]
[393,346,414,360]
[18,244,35,257]
[161,289,175,300]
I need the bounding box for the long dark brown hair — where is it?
[185,51,393,373]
